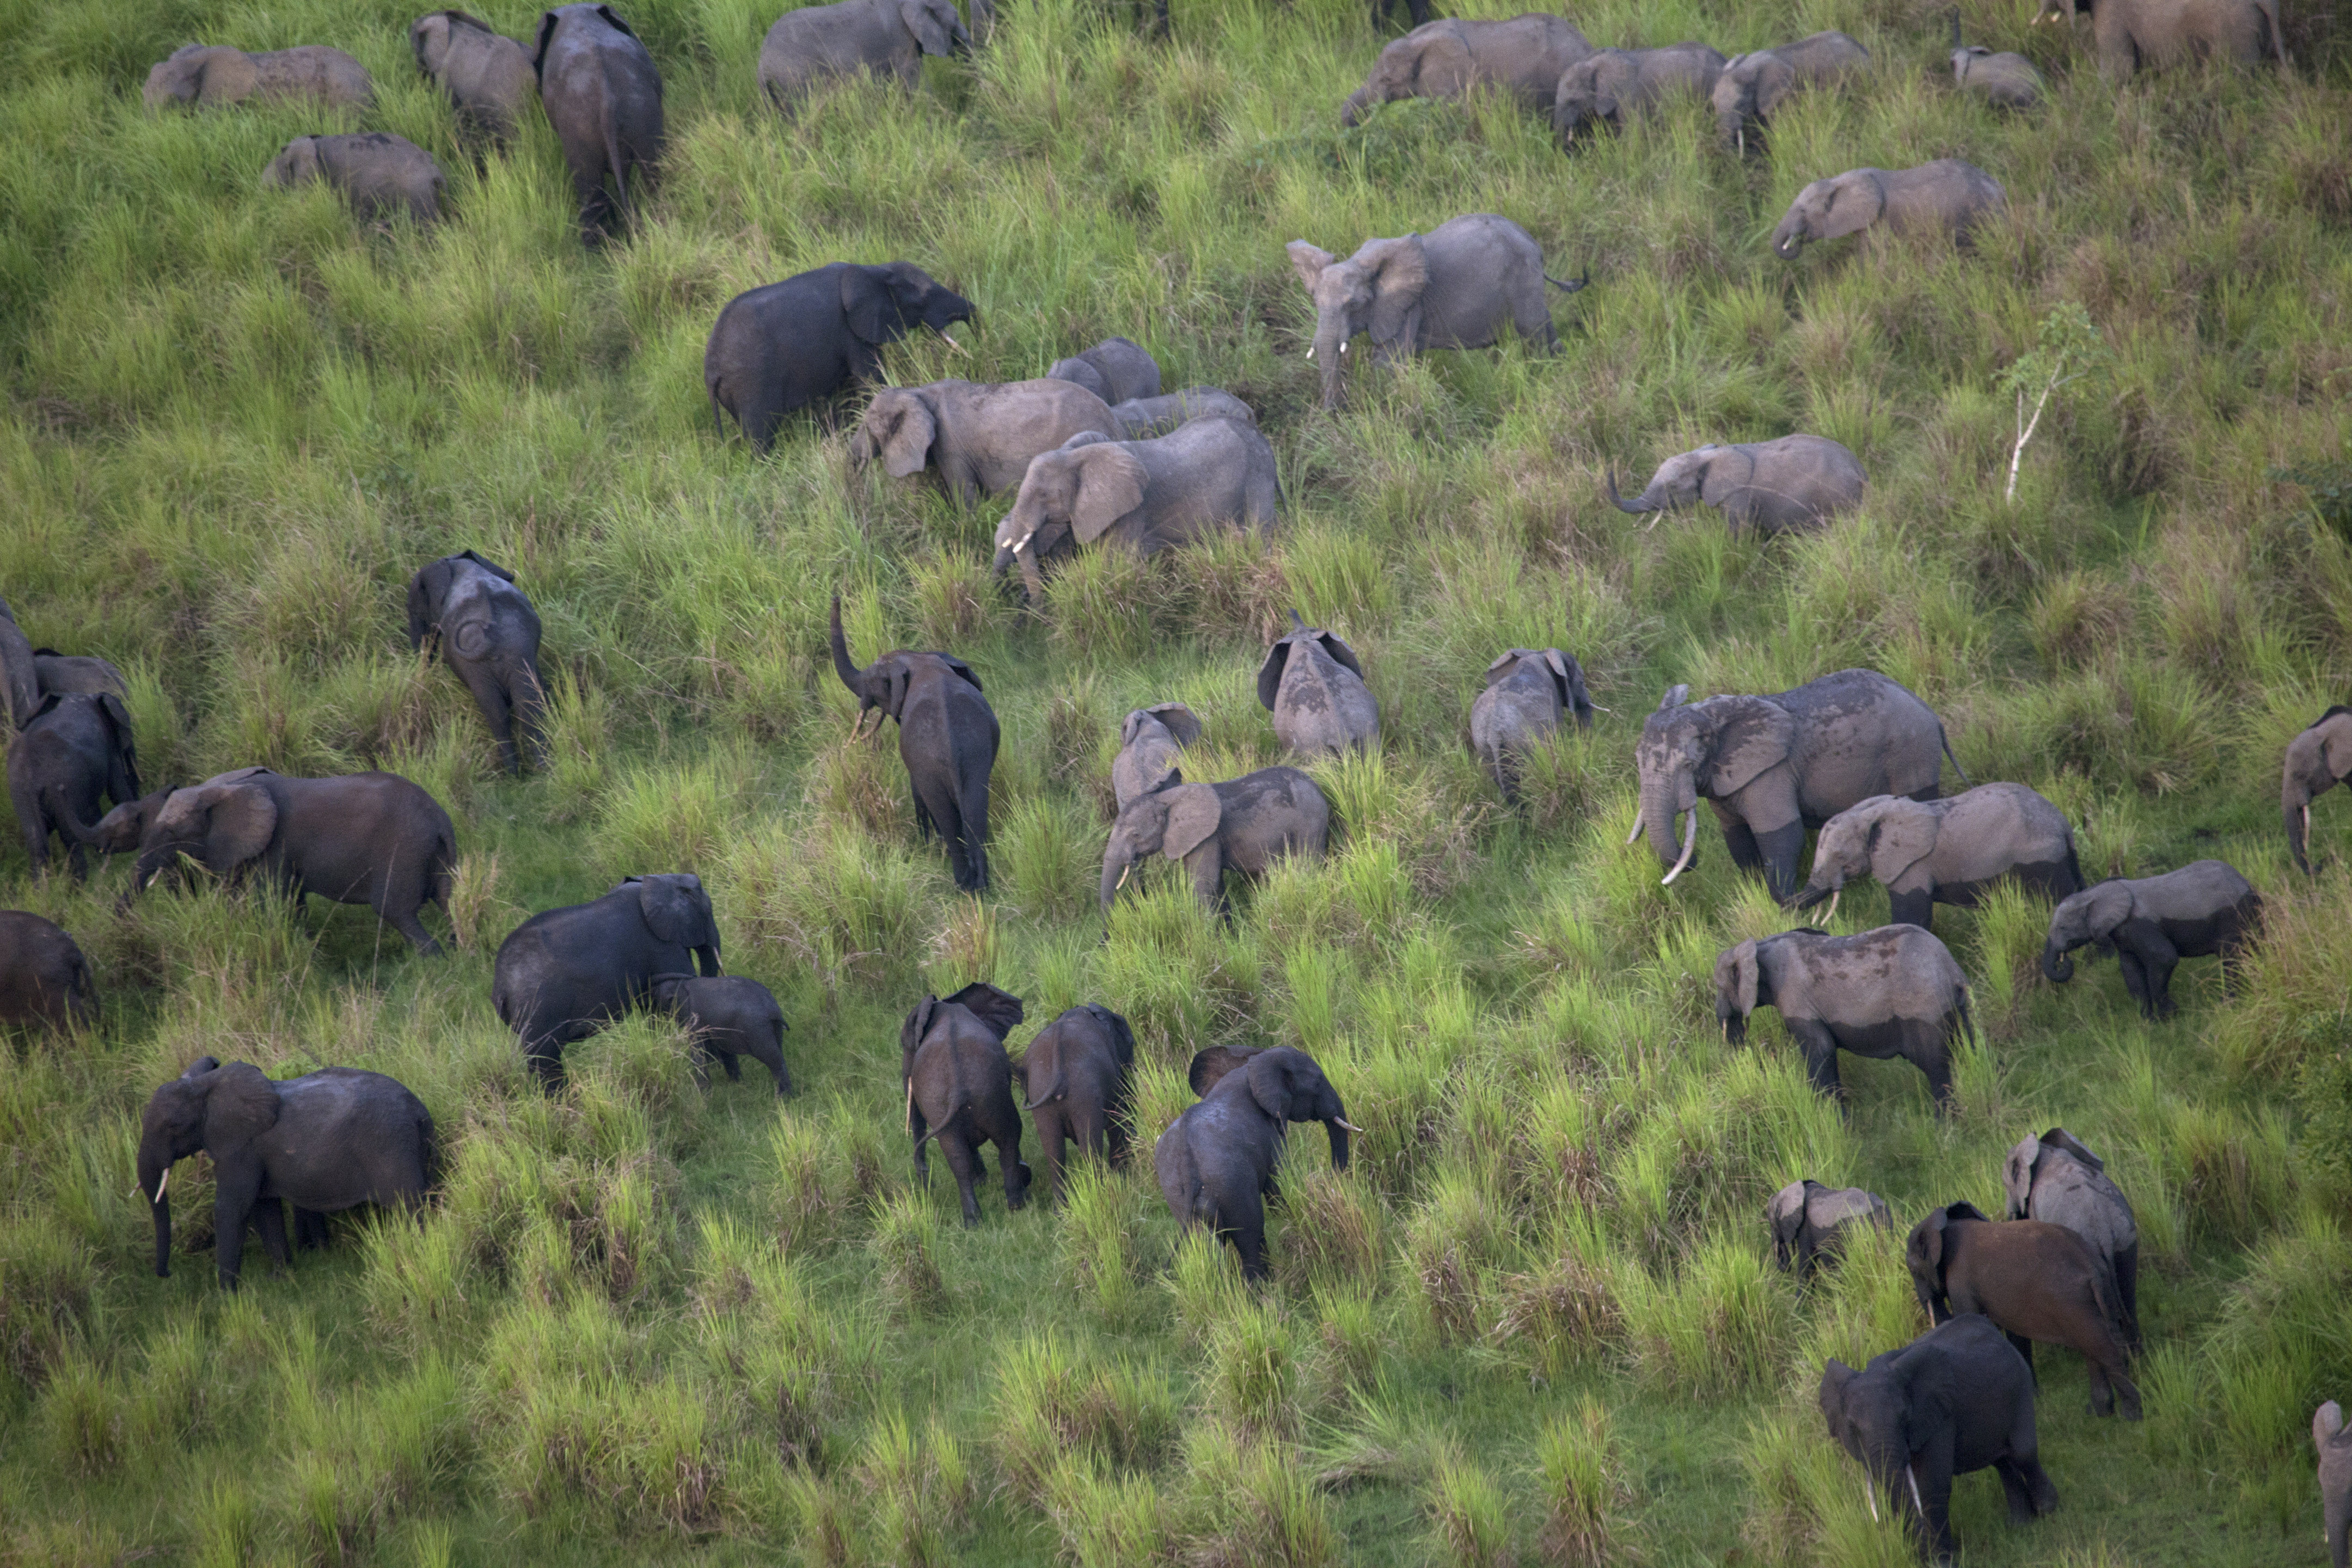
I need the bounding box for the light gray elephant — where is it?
[2283,706,2352,873]
[1469,647,1592,803]
[1048,338,1160,405]
[1099,767,1330,915]
[1112,702,1200,811]
[2318,1400,2350,1568]
[1287,214,1588,410]
[1552,42,1726,143]
[1772,161,2007,259]
[413,10,538,139]
[1767,1179,1892,1279]
[1107,388,1254,440]
[1788,783,2083,933]
[143,43,374,111]
[1951,14,2043,109]
[1635,670,1964,900]
[758,0,971,107]
[849,379,1116,507]
[1339,15,1595,126]
[266,134,448,224]
[1258,614,1377,757]
[2039,0,2285,78]
[2004,1128,2139,1351]
[1712,32,1869,152]
[1716,925,1975,1111]
[1606,434,1865,538]
[2041,861,2262,1020]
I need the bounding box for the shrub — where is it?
[1536,1397,1635,1568]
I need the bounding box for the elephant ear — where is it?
[182,777,278,874]
[1071,445,1149,544]
[1543,650,1580,710]
[1244,1049,1298,1122]
[456,549,516,581]
[635,876,711,947]
[1866,803,1938,889]
[900,997,941,1067]
[532,10,561,72]
[1254,639,1292,712]
[1818,1358,1857,1437]
[880,394,938,479]
[1749,52,1798,118]
[1410,32,1475,95]
[2321,713,2352,780]
[1694,446,1754,509]
[201,1061,281,1150]
[1481,649,1527,690]
[1900,1355,1957,1457]
[406,560,447,650]
[841,268,897,347]
[1315,631,1366,681]
[1767,1180,1808,1242]
[1285,241,1335,292]
[1365,236,1430,346]
[1919,1206,1951,1273]
[2082,879,2136,940]
[898,0,957,56]
[1161,782,1222,862]
[934,653,983,695]
[945,982,1025,1040]
[595,4,639,38]
[1147,702,1201,746]
[2043,1126,2102,1172]
[1092,1006,1137,1068]
[1188,1044,1258,1096]
[1729,939,1760,1017]
[1817,173,1887,240]
[1707,699,1796,798]
[2000,1134,2041,1218]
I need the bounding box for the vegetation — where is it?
[3,0,2350,1559]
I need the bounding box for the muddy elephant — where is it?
[706,262,973,451]
[1100,767,1330,915]
[830,595,997,891]
[1107,387,1255,440]
[901,983,1029,1226]
[2319,1400,2350,1568]
[266,133,448,224]
[758,0,971,108]
[2041,861,2261,1019]
[413,11,538,140]
[1712,32,1869,152]
[1014,1003,1136,1205]
[0,911,98,1033]
[532,3,663,243]
[1340,15,1594,127]
[493,874,723,1088]
[1789,783,2083,933]
[7,693,138,880]
[650,973,790,1096]
[1768,1179,1892,1279]
[1606,434,1866,538]
[1470,647,1592,803]
[1258,614,1377,757]
[1112,702,1200,811]
[1155,1044,1358,1281]
[1908,1202,2141,1419]
[1773,161,2007,259]
[1553,42,1726,142]
[407,550,548,776]
[1287,214,1587,409]
[2043,0,2286,78]
[1951,15,2043,109]
[2004,1128,2139,1351]
[1048,337,1160,405]
[143,43,373,111]
[1717,924,1975,1111]
[1633,669,1964,899]
[850,378,1115,507]
[2283,706,2352,873]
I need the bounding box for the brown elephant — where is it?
[901,983,1029,1226]
[1013,1004,1135,1205]
[143,44,373,110]
[1907,1202,2141,1419]
[0,911,98,1033]
[2283,707,2352,873]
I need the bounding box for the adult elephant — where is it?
[1712,32,1870,152]
[493,873,723,1089]
[1633,669,1964,899]
[1606,436,1866,538]
[31,652,129,701]
[1047,338,1160,405]
[1107,387,1256,440]
[705,262,974,452]
[1907,1202,2140,1418]
[1768,1179,1891,1279]
[1715,925,1975,1112]
[532,3,663,243]
[1258,615,1377,756]
[6,693,139,880]
[143,43,373,111]
[1552,43,1726,143]
[1100,767,1330,916]
[1472,648,1594,803]
[2283,706,2352,873]
[124,769,455,955]
[901,983,1029,1226]
[1788,783,2083,933]
[138,1056,435,1289]
[2043,0,2286,78]
[0,911,99,1033]
[2004,1128,2139,1351]
[1339,15,1592,127]
[2040,861,2262,1020]
[1155,1044,1358,1281]
[1112,702,1200,811]
[849,378,1116,507]
[1014,1003,1136,1205]
[265,133,448,224]
[413,10,538,140]
[758,0,971,109]
[407,550,549,775]
[830,595,997,891]
[1772,162,2007,259]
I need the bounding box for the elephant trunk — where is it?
[990,544,1015,579]
[1606,468,1656,515]
[828,596,865,694]
[695,942,722,979]
[1310,319,1346,410]
[1323,1117,1351,1173]
[132,844,177,893]
[2284,782,2314,874]
[1640,777,1686,869]
[1787,877,1834,911]
[1100,843,1136,911]
[2041,942,2075,984]
[1719,1002,1747,1048]
[1339,89,1370,127]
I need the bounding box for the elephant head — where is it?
[2002,1126,2103,1218]
[1484,648,1593,727]
[1712,52,1796,150]
[1818,1356,1937,1541]
[2041,880,2134,983]
[1256,616,1367,710]
[412,10,491,76]
[1713,937,1767,1045]
[94,785,173,856]
[1773,171,1885,259]
[1633,685,1794,884]
[1791,795,1933,915]
[892,0,971,58]
[843,262,974,357]
[144,44,260,110]
[1767,1179,1818,1271]
[992,438,1148,589]
[1114,702,1202,805]
[1285,235,1430,409]
[829,594,982,730]
[2283,707,2352,873]
[0,597,38,731]
[1187,1044,1358,1172]
[1903,1201,1988,1320]
[265,136,327,192]
[849,388,944,481]
[1606,446,1743,518]
[615,874,722,975]
[138,1056,275,1278]
[1101,781,1221,908]
[406,549,515,651]
[133,769,279,891]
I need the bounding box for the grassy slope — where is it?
[3,0,2351,1559]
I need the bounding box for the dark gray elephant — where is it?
[143,43,373,111]
[848,378,1115,507]
[1047,338,1160,405]
[1907,1203,2141,1419]
[139,1056,435,1289]
[1950,15,2042,109]
[1607,434,1865,538]
[1715,925,1975,1111]
[2040,861,2262,1019]
[266,133,447,224]
[1773,161,2007,259]
[2318,1400,2350,1568]
[1819,1314,2059,1565]
[1768,1179,1891,1279]
[2004,1128,2138,1351]
[1470,647,1592,802]
[2043,0,2286,78]
[705,262,974,451]
[1258,615,1377,757]
[1789,783,2083,933]
[649,973,790,1096]
[1552,43,1726,142]
[492,873,722,1089]
[1100,767,1330,915]
[830,595,997,891]
[758,0,971,108]
[1287,215,1588,409]
[7,693,139,879]
[1013,1003,1136,1205]
[1633,669,1964,899]
[29,650,128,703]
[413,10,538,140]
[407,550,548,776]
[1112,702,1200,811]
[0,599,38,731]
[1339,15,1594,127]
[901,983,1029,1226]
[532,4,663,243]
[1155,1044,1359,1282]
[2283,706,2352,873]
[1712,32,1869,152]
[1107,387,1255,440]
[0,911,98,1033]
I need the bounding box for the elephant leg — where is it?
[2093,1327,2141,1419]
[1224,1192,1269,1282]
[2114,949,2153,1015]
[748,1034,791,1097]
[455,657,520,775]
[384,899,443,957]
[1712,803,1762,871]
[1886,886,1935,932]
[511,655,549,769]
[957,770,991,893]
[212,1165,265,1288]
[2086,1352,2116,1417]
[1036,1114,1065,1208]
[295,1207,331,1252]
[935,1128,984,1227]
[526,1037,569,1094]
[1184,847,1227,917]
[2114,1241,2141,1353]
[910,1102,932,1186]
[1788,1019,1844,1102]
[1910,1019,1958,1113]
[1993,1457,2037,1524]
[254,1200,293,1271]
[2014,1454,2060,1516]
[2006,1331,2037,1385]
[716,1046,743,1082]
[1751,820,1808,903]
[997,1126,1031,1213]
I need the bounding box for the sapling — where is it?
[2000,300,2112,504]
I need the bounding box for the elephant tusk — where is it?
[1661,811,1698,885]
[1339,340,1347,354]
[1624,809,1644,846]
[940,332,967,356]
[1116,862,1132,890]
[1905,1463,1926,1521]
[1825,889,1839,925]
[1304,345,1314,360]
[1865,1479,1878,1523]
[1737,127,1745,156]
[154,1167,168,1203]
[1336,1119,1365,1134]
[905,1077,915,1137]
[1015,532,1034,554]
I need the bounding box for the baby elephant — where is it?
[1773,161,2007,259]
[1258,614,1377,757]
[2319,1400,2350,1568]
[144,43,373,111]
[1607,434,1864,538]
[2041,861,2262,1020]
[1155,1044,1359,1281]
[0,911,99,1033]
[2004,1127,2138,1351]
[1790,783,2083,933]
[1014,1003,1136,1205]
[851,379,1116,507]
[1713,32,1870,152]
[1112,702,1200,811]
[1553,42,1727,143]
[1108,387,1255,440]
[1048,337,1161,406]
[1951,16,2043,110]
[650,974,790,1096]
[413,10,538,140]
[902,983,1029,1226]
[267,134,448,224]
[1768,1179,1892,1279]
[1908,1202,2141,1419]
[1716,925,1975,1111]
[1470,647,1592,802]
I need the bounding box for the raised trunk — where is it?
[828,596,865,693]
[1607,469,1656,514]
[2041,943,2074,983]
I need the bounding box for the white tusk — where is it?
[905,1077,915,1137]
[1015,532,1034,553]
[1335,1119,1365,1134]
[1865,1479,1878,1523]
[1905,1463,1925,1521]
[1624,810,1644,846]
[1304,345,1314,360]
[1661,811,1698,885]
[154,1167,169,1202]
[1116,863,1132,890]
[1339,340,1347,354]
[1737,127,1745,156]
[1825,889,1840,925]
[940,333,967,356]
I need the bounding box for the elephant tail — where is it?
[1544,267,1591,294]
[1939,728,1973,790]
[605,118,634,229]
[426,822,456,912]
[2063,835,2086,895]
[416,1105,442,1195]
[912,1091,969,1152]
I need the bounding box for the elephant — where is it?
[2004,1128,2139,1351]
[2283,706,2352,873]
[1772,162,2007,260]
[1470,647,1592,802]
[30,652,127,702]
[1046,338,1161,406]
[1287,215,1589,410]
[2040,861,2262,1020]
[493,873,724,1089]
[1606,435,1866,539]
[407,550,549,776]
[1339,15,1595,128]
[1712,32,1870,152]
[1951,15,2043,109]
[648,973,790,1096]
[1716,925,1975,1111]
[1100,767,1330,915]
[2319,1400,2350,1568]
[848,378,1116,507]
[1154,1044,1359,1281]
[1768,1179,1892,1279]
[758,0,971,109]
[1254,615,1377,758]
[1112,702,1200,811]
[990,420,1281,603]
[1013,1003,1136,1205]
[2044,0,2287,79]
[1552,44,1728,143]
[1633,669,1964,899]
[7,693,139,879]
[265,133,448,224]
[900,983,1030,1226]
[1819,1314,2060,1565]
[1107,387,1257,440]
[1907,1202,2141,1419]
[413,10,538,140]
[705,262,975,452]
[0,911,98,1032]
[142,44,373,111]
[0,598,38,731]
[531,4,663,244]
[138,1056,436,1290]
[830,595,997,891]
[1788,783,2084,934]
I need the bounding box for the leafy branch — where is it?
[1998,300,2112,505]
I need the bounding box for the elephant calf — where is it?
[0,911,98,1033]
[1101,766,1331,915]
[850,378,1116,507]
[408,550,548,776]
[1791,783,2082,933]
[902,983,1030,1226]
[651,973,790,1097]
[1768,1179,1891,1279]
[759,0,971,108]
[1951,15,2043,111]
[1908,1203,2141,1419]
[1469,647,1592,803]
[2283,705,2352,873]
[1112,701,1200,811]
[1608,434,1864,539]
[1258,615,1377,757]
[2004,1128,2139,1351]
[267,133,448,224]
[1340,14,1595,127]
[144,42,373,111]
[413,10,538,140]
[1155,1045,1358,1281]
[1552,42,1726,143]
[1107,387,1255,440]
[1713,31,1869,152]
[2041,861,2261,1020]
[1773,161,2007,260]
[1048,337,1160,406]
[1014,1003,1136,1205]
[2318,1400,2350,1568]
[7,693,139,879]
[1716,925,1975,1112]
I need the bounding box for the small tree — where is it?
[1998,300,2112,505]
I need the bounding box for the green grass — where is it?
[3,0,2351,1559]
